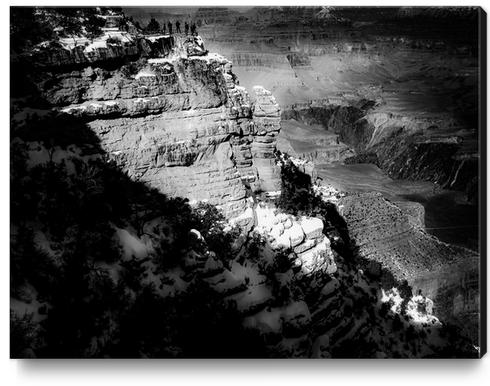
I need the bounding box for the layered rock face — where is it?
[280,101,479,200]
[27,30,143,68]
[337,192,477,282]
[279,101,363,164]
[250,86,282,193]
[368,123,479,203]
[180,7,481,201]
[26,35,283,217]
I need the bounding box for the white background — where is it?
[2,1,489,385]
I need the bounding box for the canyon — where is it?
[193,7,483,342]
[10,7,483,357]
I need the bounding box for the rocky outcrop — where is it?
[252,204,337,275]
[27,31,143,68]
[250,86,282,193]
[23,36,283,217]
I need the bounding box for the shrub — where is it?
[10,312,39,358]
[190,202,240,263]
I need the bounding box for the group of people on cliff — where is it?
[165,20,197,35]
[144,17,197,36]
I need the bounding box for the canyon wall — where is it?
[20,34,283,217]
[336,191,480,343]
[279,101,479,202]
[182,7,481,202]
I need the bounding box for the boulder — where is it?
[293,237,317,254]
[286,222,305,247]
[300,217,324,239]
[273,232,291,250]
[296,238,336,274]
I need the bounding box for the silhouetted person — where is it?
[168,21,173,35]
[176,20,181,33]
[190,22,197,36]
[162,22,166,34]
[184,21,189,35]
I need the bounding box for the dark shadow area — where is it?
[401,191,479,251]
[10,109,269,358]
[9,8,272,358]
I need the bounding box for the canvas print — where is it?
[10,6,486,358]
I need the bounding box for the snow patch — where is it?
[135,70,156,79]
[148,58,174,64]
[115,228,149,260]
[146,34,171,42]
[381,288,441,326]
[192,52,228,65]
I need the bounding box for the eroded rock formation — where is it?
[21,34,283,217]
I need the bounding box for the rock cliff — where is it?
[19,31,283,217]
